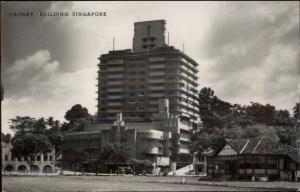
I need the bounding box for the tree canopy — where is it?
[194,86,298,153]
[1,133,12,143]
[9,116,63,159]
[64,104,90,124]
[11,133,52,164]
[100,143,132,164]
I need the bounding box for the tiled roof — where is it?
[225,139,248,153]
[241,137,261,153]
[223,137,300,162]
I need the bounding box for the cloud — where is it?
[1,2,299,134]
[2,50,97,134]
[7,50,59,81]
[4,50,59,98]
[200,1,299,111]
[1,1,76,73]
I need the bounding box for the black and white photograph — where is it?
[1,1,300,191]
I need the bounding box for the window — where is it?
[147,25,151,37]
[49,155,53,161]
[4,155,8,161]
[37,155,41,161]
[129,93,136,97]
[44,154,48,161]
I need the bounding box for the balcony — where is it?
[149,79,165,83]
[107,95,123,99]
[180,66,198,80]
[149,71,165,76]
[149,93,165,97]
[179,147,190,154]
[108,74,123,79]
[180,57,198,69]
[180,133,191,142]
[107,102,122,106]
[107,59,124,65]
[149,57,166,62]
[107,81,123,85]
[149,64,166,69]
[149,86,165,90]
[107,88,123,92]
[107,67,124,72]
[106,109,122,113]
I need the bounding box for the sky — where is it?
[1,1,299,134]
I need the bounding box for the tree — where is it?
[246,102,276,125]
[196,86,297,154]
[129,159,152,175]
[9,116,36,135]
[191,127,225,153]
[1,133,12,143]
[66,149,91,174]
[64,104,90,124]
[60,122,72,132]
[45,118,63,156]
[198,87,233,129]
[198,87,215,118]
[11,133,52,165]
[100,143,132,172]
[272,110,293,126]
[293,103,300,119]
[9,116,63,157]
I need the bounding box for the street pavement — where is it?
[2,175,298,192]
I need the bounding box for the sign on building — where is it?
[156,156,170,166]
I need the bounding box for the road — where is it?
[2,175,285,191]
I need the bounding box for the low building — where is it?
[206,137,299,181]
[1,142,56,173]
[62,99,198,173]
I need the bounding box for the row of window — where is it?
[140,137,163,144]
[101,54,196,66]
[101,83,185,90]
[4,154,53,162]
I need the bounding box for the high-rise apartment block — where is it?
[63,20,202,172]
[97,20,200,127]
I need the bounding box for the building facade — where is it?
[97,20,201,127]
[63,100,197,171]
[205,138,300,181]
[1,142,56,173]
[62,20,202,171]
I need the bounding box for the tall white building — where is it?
[63,20,202,171]
[97,20,201,129]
